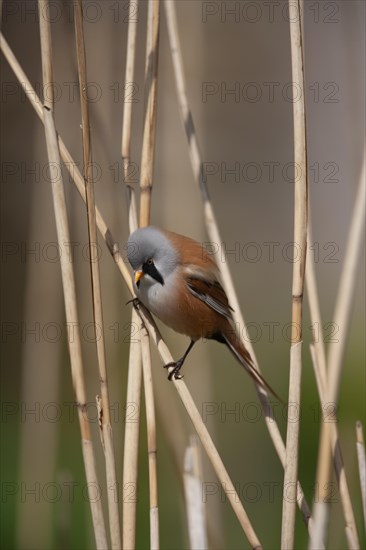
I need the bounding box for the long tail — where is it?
[223,331,284,403]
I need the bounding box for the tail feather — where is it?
[223,332,284,403]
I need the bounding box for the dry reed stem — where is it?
[0,34,132,289]
[138,2,160,545]
[139,0,160,227]
[3,29,267,549]
[163,0,312,531]
[310,346,360,549]
[184,436,208,550]
[121,0,138,178]
[355,422,366,531]
[135,304,262,549]
[73,2,121,547]
[120,4,142,548]
[122,310,143,550]
[327,153,365,426]
[121,2,160,547]
[308,212,359,547]
[281,2,308,547]
[306,220,327,381]
[141,330,159,550]
[311,156,365,549]
[36,5,107,546]
[121,0,139,232]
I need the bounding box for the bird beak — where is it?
[134,270,144,285]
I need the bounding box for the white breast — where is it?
[135,270,185,334]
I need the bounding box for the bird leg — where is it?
[164,340,196,381]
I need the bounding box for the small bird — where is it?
[127,226,280,399]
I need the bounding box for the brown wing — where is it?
[161,228,233,319]
[185,276,234,321]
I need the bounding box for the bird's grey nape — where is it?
[127,226,179,278]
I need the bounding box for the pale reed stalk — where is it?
[36,5,107,547]
[163,0,312,532]
[122,1,160,547]
[307,215,359,548]
[2,28,272,549]
[73,2,121,547]
[120,2,142,547]
[281,1,308,548]
[310,156,365,549]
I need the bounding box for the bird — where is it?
[127,225,281,400]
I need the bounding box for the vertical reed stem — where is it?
[139,0,160,227]
[281,1,308,548]
[37,3,107,547]
[73,1,121,547]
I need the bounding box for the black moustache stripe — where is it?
[143,261,164,285]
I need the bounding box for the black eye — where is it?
[147,258,153,265]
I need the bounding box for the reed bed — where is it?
[1,0,364,548]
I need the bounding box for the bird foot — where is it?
[126,297,141,310]
[164,361,184,381]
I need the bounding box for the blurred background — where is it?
[1,0,365,548]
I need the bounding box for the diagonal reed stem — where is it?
[163,0,312,532]
[310,155,365,549]
[1,43,262,548]
[307,218,360,549]
[310,345,360,549]
[73,1,121,547]
[355,421,366,532]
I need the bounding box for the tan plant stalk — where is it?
[141,329,159,549]
[139,0,160,227]
[163,0,312,530]
[120,4,142,548]
[310,156,366,549]
[326,153,365,450]
[355,422,366,530]
[36,6,107,548]
[0,34,133,292]
[122,309,143,550]
[307,215,359,548]
[121,0,139,228]
[120,3,141,547]
[121,0,138,175]
[3,31,265,548]
[281,1,308,548]
[135,304,263,549]
[306,220,327,380]
[136,2,161,547]
[73,2,121,547]
[121,1,160,547]
[184,436,208,550]
[310,346,359,549]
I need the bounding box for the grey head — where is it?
[127,226,179,286]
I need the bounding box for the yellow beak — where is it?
[134,270,144,285]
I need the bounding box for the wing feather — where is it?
[185,275,233,320]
